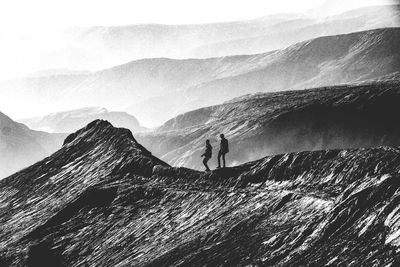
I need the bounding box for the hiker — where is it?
[201,139,212,171]
[217,134,229,168]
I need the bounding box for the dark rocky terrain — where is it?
[2,27,400,127]
[0,111,66,178]
[2,120,400,266]
[20,107,147,133]
[137,80,400,170]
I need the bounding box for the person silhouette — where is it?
[217,134,229,168]
[201,139,212,171]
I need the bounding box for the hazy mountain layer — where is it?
[0,13,304,80]
[1,120,400,265]
[0,56,254,122]
[1,5,398,81]
[0,111,66,178]
[128,27,400,126]
[20,107,146,133]
[137,81,400,170]
[2,28,399,127]
[192,5,400,58]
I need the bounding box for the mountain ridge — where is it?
[137,80,400,170]
[192,5,400,58]
[124,27,400,125]
[2,119,400,265]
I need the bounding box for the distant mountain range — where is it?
[137,80,400,170]
[1,4,397,80]
[128,27,400,126]
[192,5,400,58]
[2,27,400,127]
[20,107,147,133]
[0,111,66,178]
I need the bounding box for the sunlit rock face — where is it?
[138,80,400,170]
[1,120,400,266]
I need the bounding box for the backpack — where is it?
[222,139,229,153]
[205,144,212,158]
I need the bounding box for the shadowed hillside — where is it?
[137,80,400,170]
[0,112,66,178]
[2,120,400,265]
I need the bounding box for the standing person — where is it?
[217,134,229,169]
[201,140,212,171]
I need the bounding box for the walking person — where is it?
[217,134,229,169]
[201,139,212,171]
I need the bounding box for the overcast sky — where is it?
[0,0,395,36]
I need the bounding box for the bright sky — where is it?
[0,0,394,36]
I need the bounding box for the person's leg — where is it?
[217,151,222,168]
[222,153,226,168]
[205,157,210,171]
[203,157,210,171]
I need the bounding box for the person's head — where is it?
[220,134,225,139]
[206,139,210,145]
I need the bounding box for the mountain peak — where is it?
[63,119,118,146]
[60,120,168,176]
[2,119,167,183]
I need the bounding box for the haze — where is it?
[0,0,394,78]
[0,0,392,36]
[0,0,397,124]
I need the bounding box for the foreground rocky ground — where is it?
[1,120,400,266]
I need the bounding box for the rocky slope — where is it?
[20,107,146,133]
[0,112,66,178]
[1,120,400,266]
[2,27,400,127]
[137,80,400,170]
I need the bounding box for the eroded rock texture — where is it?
[1,120,400,266]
